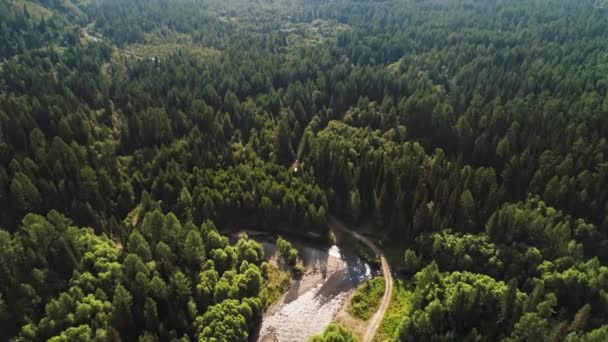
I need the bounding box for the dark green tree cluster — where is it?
[187,153,327,235]
[124,142,328,236]
[0,35,120,232]
[305,121,501,237]
[0,6,329,237]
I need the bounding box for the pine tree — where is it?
[404,249,419,274]
[111,285,134,339]
[500,278,519,329]
[177,188,193,223]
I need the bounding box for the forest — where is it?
[1,0,608,340]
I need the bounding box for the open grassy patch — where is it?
[386,58,402,73]
[348,277,385,321]
[124,205,143,228]
[119,43,220,61]
[374,279,410,341]
[281,19,351,50]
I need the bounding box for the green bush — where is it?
[348,277,385,320]
[309,323,357,342]
[276,237,304,276]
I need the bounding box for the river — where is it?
[243,229,378,342]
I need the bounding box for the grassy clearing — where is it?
[374,280,410,341]
[348,277,385,321]
[386,58,402,73]
[262,263,291,307]
[125,205,143,227]
[119,43,220,61]
[281,19,351,50]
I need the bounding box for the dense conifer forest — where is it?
[1,0,608,340]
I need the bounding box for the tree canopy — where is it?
[2,0,608,340]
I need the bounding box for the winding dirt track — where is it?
[329,216,393,342]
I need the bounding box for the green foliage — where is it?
[309,323,357,342]
[348,277,384,321]
[0,209,270,341]
[403,249,420,274]
[375,280,410,342]
[188,155,328,235]
[418,231,502,277]
[260,263,290,306]
[565,325,608,342]
[399,263,526,341]
[306,121,501,236]
[276,237,304,276]
[195,299,249,341]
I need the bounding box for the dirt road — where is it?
[329,216,393,342]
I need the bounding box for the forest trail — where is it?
[328,217,393,342]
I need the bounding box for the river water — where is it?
[248,230,378,342]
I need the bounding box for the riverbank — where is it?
[333,291,368,339]
[328,217,394,342]
[231,221,385,342]
[257,248,348,341]
[253,229,377,341]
